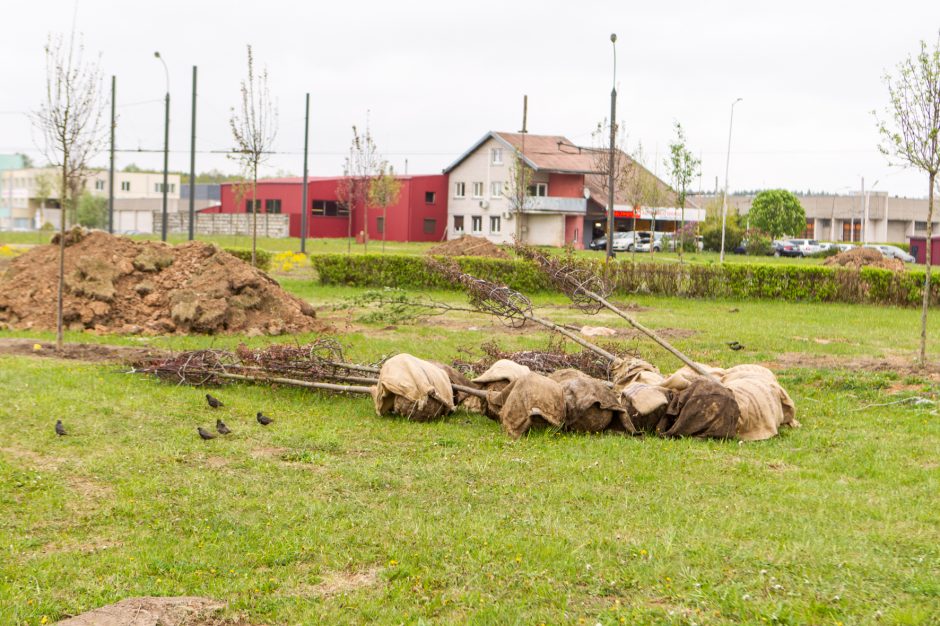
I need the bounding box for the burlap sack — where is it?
[432,361,481,410]
[721,364,799,441]
[548,369,636,434]
[489,371,566,439]
[474,359,531,391]
[372,354,455,421]
[620,382,671,433]
[610,357,662,387]
[659,376,739,439]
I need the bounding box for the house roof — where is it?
[443,131,604,175]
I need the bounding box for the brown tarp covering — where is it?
[549,369,636,434]
[372,354,455,421]
[474,359,532,391]
[722,364,799,441]
[487,371,566,439]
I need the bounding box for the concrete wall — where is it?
[156,211,291,238]
[526,214,565,247]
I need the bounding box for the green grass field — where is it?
[1,286,938,624]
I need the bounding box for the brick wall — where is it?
[155,212,291,238]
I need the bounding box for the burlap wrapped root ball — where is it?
[548,369,636,434]
[372,354,455,422]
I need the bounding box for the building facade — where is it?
[0,167,181,233]
[698,192,937,243]
[216,175,449,242]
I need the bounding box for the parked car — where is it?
[612,231,650,252]
[772,240,802,257]
[864,244,915,263]
[588,236,607,251]
[788,239,822,256]
[833,243,855,253]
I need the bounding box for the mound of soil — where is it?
[824,246,905,271]
[0,229,325,336]
[428,235,509,259]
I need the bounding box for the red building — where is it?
[217,175,449,242]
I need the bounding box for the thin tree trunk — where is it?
[920,171,935,367]
[346,189,352,254]
[383,203,387,253]
[678,201,685,264]
[251,170,258,267]
[57,158,67,352]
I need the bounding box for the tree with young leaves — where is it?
[749,189,806,239]
[230,45,278,267]
[666,122,701,262]
[368,162,402,252]
[504,151,534,241]
[876,32,940,367]
[337,124,381,253]
[32,32,106,351]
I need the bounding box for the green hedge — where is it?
[310,253,940,307]
[224,247,273,272]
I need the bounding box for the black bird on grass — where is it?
[198,426,216,440]
[206,394,223,408]
[216,419,232,435]
[727,341,744,351]
[256,412,273,426]
[55,420,66,436]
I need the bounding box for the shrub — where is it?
[746,235,773,256]
[224,247,273,271]
[310,253,940,307]
[701,220,744,253]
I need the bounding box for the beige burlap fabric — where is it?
[488,371,566,439]
[372,353,455,421]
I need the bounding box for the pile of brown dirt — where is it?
[428,235,510,259]
[824,246,905,271]
[0,229,325,336]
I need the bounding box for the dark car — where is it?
[772,240,802,257]
[733,241,748,255]
[589,236,607,251]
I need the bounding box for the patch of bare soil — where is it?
[55,596,238,626]
[0,338,165,364]
[0,228,326,336]
[428,235,510,259]
[296,567,381,598]
[824,246,905,271]
[769,352,940,380]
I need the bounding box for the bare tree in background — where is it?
[337,124,381,253]
[876,31,940,367]
[230,45,277,267]
[32,32,106,351]
[666,121,701,263]
[504,150,534,241]
[591,120,627,252]
[368,162,402,253]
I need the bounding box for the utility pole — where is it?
[860,176,866,244]
[154,51,170,242]
[108,75,116,234]
[300,92,310,253]
[517,95,528,242]
[188,65,197,241]
[606,33,618,262]
[719,97,743,263]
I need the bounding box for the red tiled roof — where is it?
[493,132,602,174]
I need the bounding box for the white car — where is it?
[611,231,649,252]
[864,244,915,263]
[788,239,822,256]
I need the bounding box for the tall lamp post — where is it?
[154,51,170,242]
[719,97,742,263]
[605,33,618,262]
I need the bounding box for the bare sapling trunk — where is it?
[923,173,935,365]
[57,158,67,350]
[251,171,257,267]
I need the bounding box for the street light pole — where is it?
[606,33,618,262]
[719,97,742,263]
[154,51,170,242]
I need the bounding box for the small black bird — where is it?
[727,341,744,351]
[216,419,232,435]
[206,394,223,408]
[256,412,273,426]
[198,426,216,440]
[55,420,66,436]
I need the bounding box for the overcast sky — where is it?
[1,0,938,198]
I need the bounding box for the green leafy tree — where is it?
[748,189,806,238]
[876,31,940,367]
[76,190,107,228]
[701,196,744,252]
[368,162,402,253]
[665,121,700,261]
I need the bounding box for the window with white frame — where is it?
[527,183,547,197]
[490,215,501,234]
[94,180,105,191]
[453,215,464,232]
[120,181,130,191]
[491,148,503,164]
[471,215,482,233]
[454,182,466,198]
[472,182,484,198]
[490,182,503,198]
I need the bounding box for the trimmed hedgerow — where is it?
[224,247,273,272]
[309,253,940,307]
